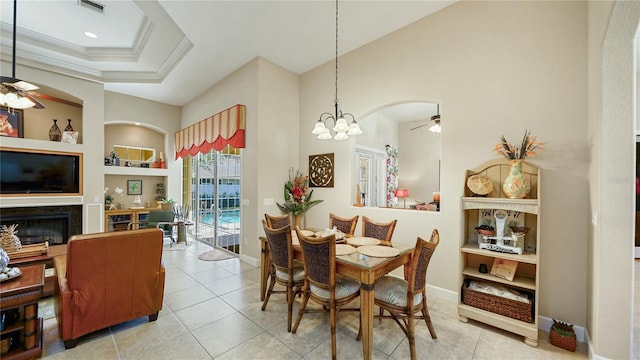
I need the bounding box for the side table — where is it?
[9,244,67,297]
[0,264,44,359]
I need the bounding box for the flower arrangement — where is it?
[494,130,543,160]
[104,186,123,204]
[276,168,323,216]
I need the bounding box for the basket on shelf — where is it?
[0,337,11,355]
[462,280,533,323]
[0,224,21,253]
[550,319,577,352]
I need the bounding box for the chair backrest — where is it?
[264,213,291,229]
[146,210,175,225]
[362,216,397,242]
[295,227,336,295]
[329,213,359,235]
[262,220,294,275]
[408,229,440,294]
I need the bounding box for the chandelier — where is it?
[311,0,362,141]
[0,0,43,110]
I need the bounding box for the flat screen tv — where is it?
[0,147,82,195]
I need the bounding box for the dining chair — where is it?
[362,216,397,242]
[261,220,305,332]
[264,213,291,229]
[370,229,440,360]
[127,210,175,242]
[329,213,359,236]
[292,227,361,360]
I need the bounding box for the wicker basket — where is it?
[462,281,533,323]
[0,337,11,355]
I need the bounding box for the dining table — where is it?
[259,232,413,360]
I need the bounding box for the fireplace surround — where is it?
[0,205,82,245]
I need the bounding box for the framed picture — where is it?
[0,108,24,138]
[308,153,334,188]
[127,180,143,195]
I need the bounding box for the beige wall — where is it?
[23,97,83,143]
[181,57,300,263]
[300,0,589,329]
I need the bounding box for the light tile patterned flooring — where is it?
[39,239,588,359]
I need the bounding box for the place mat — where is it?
[315,230,345,240]
[335,244,356,256]
[347,237,381,247]
[357,245,400,258]
[300,230,315,237]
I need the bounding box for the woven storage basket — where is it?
[462,281,533,323]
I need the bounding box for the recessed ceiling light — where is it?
[84,31,98,39]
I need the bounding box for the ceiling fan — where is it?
[410,104,440,132]
[0,0,45,109]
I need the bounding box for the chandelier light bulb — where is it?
[333,116,349,133]
[312,121,327,135]
[333,131,348,140]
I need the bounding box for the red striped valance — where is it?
[175,104,246,159]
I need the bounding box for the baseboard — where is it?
[427,284,459,304]
[242,254,259,267]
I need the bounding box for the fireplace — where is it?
[0,205,82,245]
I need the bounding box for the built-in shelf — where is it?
[104,166,168,176]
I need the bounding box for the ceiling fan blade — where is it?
[35,93,81,108]
[410,123,427,131]
[24,93,45,109]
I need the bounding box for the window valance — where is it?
[174,104,246,159]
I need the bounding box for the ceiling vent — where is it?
[79,0,105,14]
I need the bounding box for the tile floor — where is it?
[38,239,588,359]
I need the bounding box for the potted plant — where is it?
[160,198,175,210]
[475,219,495,236]
[550,319,577,352]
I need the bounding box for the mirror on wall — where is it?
[353,102,441,209]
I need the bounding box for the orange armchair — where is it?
[53,228,165,349]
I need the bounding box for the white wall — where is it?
[299,0,589,328]
[589,1,636,358]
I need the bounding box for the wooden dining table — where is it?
[259,233,413,360]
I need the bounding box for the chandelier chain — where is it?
[334,0,339,107]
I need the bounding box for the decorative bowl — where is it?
[510,226,530,235]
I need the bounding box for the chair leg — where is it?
[286,285,294,332]
[379,307,384,319]
[408,311,416,360]
[330,304,337,360]
[261,275,276,311]
[292,287,310,333]
[148,312,159,321]
[63,338,79,349]
[422,295,437,339]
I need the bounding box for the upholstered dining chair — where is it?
[261,220,305,332]
[264,213,291,229]
[362,216,397,242]
[370,229,440,360]
[329,213,359,237]
[292,227,361,360]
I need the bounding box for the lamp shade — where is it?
[394,189,409,198]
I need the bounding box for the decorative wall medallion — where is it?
[309,153,334,188]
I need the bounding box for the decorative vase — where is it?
[49,119,62,142]
[64,119,74,132]
[292,214,303,229]
[502,160,530,199]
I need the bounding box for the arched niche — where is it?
[353,101,441,209]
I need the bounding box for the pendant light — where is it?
[312,0,361,141]
[0,0,44,110]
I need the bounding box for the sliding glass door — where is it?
[184,145,241,254]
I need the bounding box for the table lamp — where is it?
[395,188,409,208]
